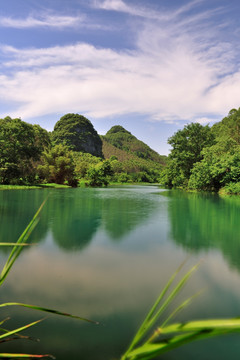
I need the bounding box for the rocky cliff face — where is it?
[52,113,103,157]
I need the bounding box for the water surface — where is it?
[1,186,240,359]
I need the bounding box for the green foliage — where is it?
[162,112,240,192]
[102,137,164,184]
[212,108,240,145]
[52,113,103,157]
[188,109,240,191]
[38,144,77,186]
[167,122,215,185]
[87,160,113,186]
[0,117,43,185]
[159,159,186,188]
[116,172,131,183]
[33,124,51,152]
[189,140,240,191]
[103,125,166,164]
[221,182,240,195]
[121,262,240,360]
[73,152,102,178]
[0,114,166,187]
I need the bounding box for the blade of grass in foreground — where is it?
[122,261,199,358]
[0,199,46,286]
[126,318,240,360]
[121,262,240,360]
[0,243,34,247]
[0,197,99,359]
[0,355,55,359]
[0,319,43,341]
[0,302,99,324]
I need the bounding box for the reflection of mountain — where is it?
[0,186,159,253]
[49,190,101,250]
[101,187,158,240]
[165,190,240,271]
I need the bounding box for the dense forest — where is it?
[0,113,166,187]
[161,107,240,195]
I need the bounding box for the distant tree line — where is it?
[160,108,240,194]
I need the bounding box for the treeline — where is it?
[161,108,240,195]
[0,113,165,187]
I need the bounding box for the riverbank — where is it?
[0,183,71,190]
[0,181,161,190]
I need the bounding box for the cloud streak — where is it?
[0,13,86,29]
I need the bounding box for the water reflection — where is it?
[0,186,158,252]
[164,190,240,271]
[2,187,240,360]
[49,190,101,250]
[0,189,48,252]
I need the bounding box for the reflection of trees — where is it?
[50,189,101,251]
[166,190,240,271]
[0,189,48,253]
[101,188,157,240]
[0,186,159,253]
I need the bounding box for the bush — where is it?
[222,182,240,195]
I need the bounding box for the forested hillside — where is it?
[103,125,166,164]
[0,113,166,187]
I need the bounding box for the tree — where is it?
[87,160,113,186]
[0,117,42,184]
[37,144,77,186]
[211,108,240,145]
[189,136,240,191]
[165,123,215,187]
[73,152,102,178]
[33,124,51,153]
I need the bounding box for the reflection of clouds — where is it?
[3,241,240,320]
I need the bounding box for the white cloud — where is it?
[194,117,216,125]
[0,0,239,123]
[0,13,86,29]
[93,0,159,19]
[93,0,218,22]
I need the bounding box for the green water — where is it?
[1,186,240,359]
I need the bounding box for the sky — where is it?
[0,0,240,155]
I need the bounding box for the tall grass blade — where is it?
[0,354,55,359]
[144,263,199,332]
[0,302,99,324]
[127,320,240,360]
[122,261,187,357]
[0,199,47,286]
[122,261,198,359]
[121,260,240,360]
[156,318,240,335]
[0,319,43,340]
[0,243,33,247]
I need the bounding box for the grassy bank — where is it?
[0,183,71,190]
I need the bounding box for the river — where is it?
[1,185,240,359]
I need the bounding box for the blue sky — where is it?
[1,0,240,155]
